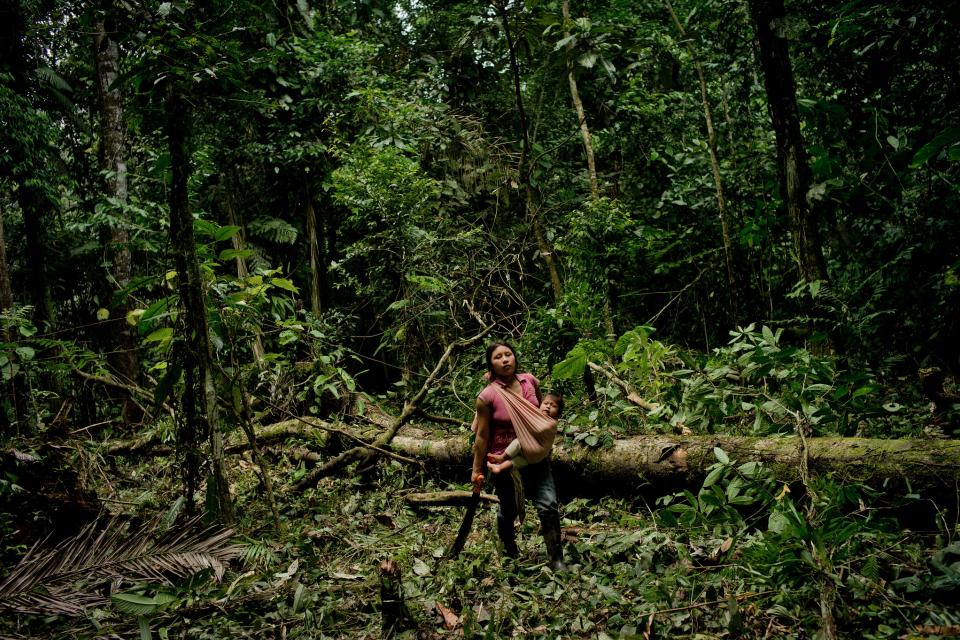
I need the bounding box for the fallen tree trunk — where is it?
[388,431,960,492]
[102,415,960,493]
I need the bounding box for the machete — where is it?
[446,473,484,559]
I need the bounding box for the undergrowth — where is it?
[4,448,959,639]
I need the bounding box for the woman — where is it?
[471,341,566,570]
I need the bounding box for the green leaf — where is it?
[193,219,218,238]
[144,328,173,344]
[886,135,899,150]
[553,346,587,380]
[386,299,409,311]
[577,52,598,68]
[405,273,447,293]
[702,465,725,488]
[111,592,177,616]
[912,127,960,168]
[553,34,576,50]
[412,557,430,576]
[139,297,174,334]
[218,248,255,261]
[270,278,299,293]
[278,330,299,345]
[18,324,37,337]
[214,225,242,242]
[15,346,35,362]
[737,461,759,477]
[713,447,730,464]
[767,509,789,533]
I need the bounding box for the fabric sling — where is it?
[471,381,558,464]
[491,384,557,464]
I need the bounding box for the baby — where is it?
[486,393,564,473]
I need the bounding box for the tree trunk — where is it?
[106,416,960,494]
[562,0,615,340]
[304,187,326,317]
[497,0,563,300]
[165,84,233,525]
[665,0,739,323]
[0,201,12,314]
[0,200,20,432]
[562,1,599,200]
[94,10,140,423]
[0,1,54,325]
[222,178,265,363]
[386,431,960,492]
[747,0,827,285]
[20,188,54,324]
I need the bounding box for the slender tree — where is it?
[664,0,740,323]
[561,1,616,342]
[0,196,19,432]
[562,1,599,200]
[747,0,827,285]
[493,0,562,300]
[93,4,140,422]
[165,83,233,524]
[0,1,56,324]
[304,186,326,317]
[220,170,265,363]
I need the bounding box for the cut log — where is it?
[102,414,960,494]
[387,431,960,492]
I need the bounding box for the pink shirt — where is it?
[478,373,540,454]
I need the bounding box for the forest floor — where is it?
[6,428,960,640]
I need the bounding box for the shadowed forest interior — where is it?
[1,0,959,637]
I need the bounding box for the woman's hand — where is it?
[471,472,485,492]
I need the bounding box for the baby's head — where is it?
[540,393,564,419]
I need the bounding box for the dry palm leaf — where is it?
[0,516,244,616]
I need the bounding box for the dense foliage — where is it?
[1,0,959,637]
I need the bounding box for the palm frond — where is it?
[0,516,244,617]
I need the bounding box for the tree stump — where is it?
[378,559,412,635]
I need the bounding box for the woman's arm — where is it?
[471,397,491,480]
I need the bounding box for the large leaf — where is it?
[110,591,178,616]
[911,127,960,168]
[0,516,243,617]
[553,345,587,380]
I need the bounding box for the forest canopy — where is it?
[1,0,959,637]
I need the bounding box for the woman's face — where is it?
[489,345,516,378]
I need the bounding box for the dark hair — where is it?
[485,341,517,375]
[543,392,564,416]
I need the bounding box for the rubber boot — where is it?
[497,518,519,558]
[540,511,566,571]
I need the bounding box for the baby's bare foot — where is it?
[487,459,514,474]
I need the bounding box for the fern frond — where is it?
[0,516,244,617]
